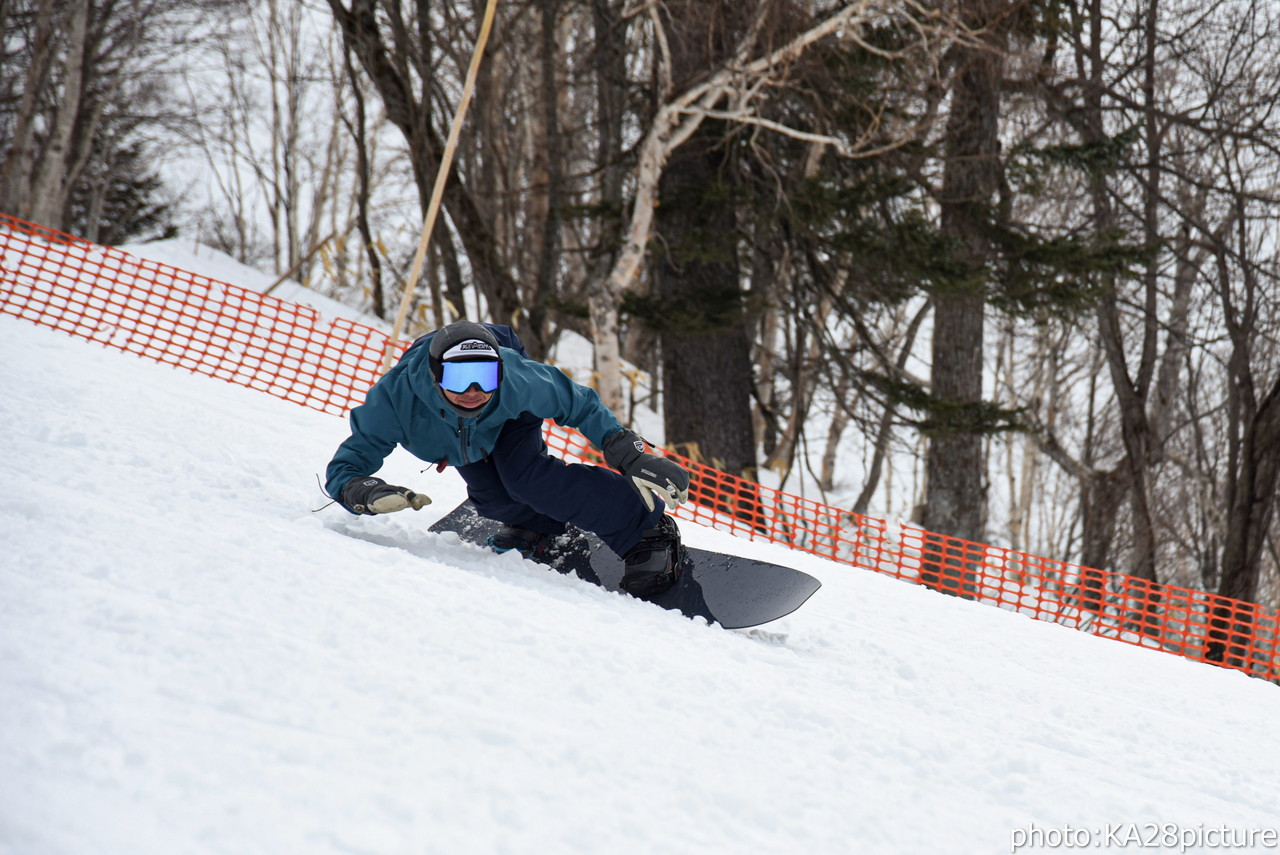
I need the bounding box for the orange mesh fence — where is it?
[3,212,1277,682]
[541,423,1279,678]
[0,214,401,415]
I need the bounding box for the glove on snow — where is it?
[602,429,690,512]
[340,476,431,515]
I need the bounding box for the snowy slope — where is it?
[116,238,379,328]
[2,315,1279,855]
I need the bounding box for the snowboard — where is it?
[428,500,821,630]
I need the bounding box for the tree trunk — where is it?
[649,0,758,482]
[653,130,758,479]
[1209,214,1280,663]
[530,0,563,347]
[921,0,1006,547]
[340,42,385,318]
[1218,380,1280,605]
[25,0,90,227]
[1,0,54,216]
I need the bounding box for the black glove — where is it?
[602,429,690,512]
[340,476,431,515]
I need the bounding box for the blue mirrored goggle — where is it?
[439,360,501,393]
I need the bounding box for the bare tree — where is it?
[992,0,1280,618]
[1,0,225,238]
[177,0,359,286]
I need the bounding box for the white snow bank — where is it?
[117,238,378,328]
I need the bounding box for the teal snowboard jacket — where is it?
[325,325,624,503]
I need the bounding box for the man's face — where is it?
[442,386,493,410]
[437,355,500,410]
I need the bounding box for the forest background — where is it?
[4,0,1280,613]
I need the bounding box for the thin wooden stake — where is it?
[382,0,500,372]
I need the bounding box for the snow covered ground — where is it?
[2,314,1280,855]
[116,238,377,329]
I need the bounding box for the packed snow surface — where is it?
[116,238,375,328]
[3,316,1279,855]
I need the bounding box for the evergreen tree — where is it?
[644,1,760,482]
[66,141,175,245]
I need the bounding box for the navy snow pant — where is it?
[456,413,664,557]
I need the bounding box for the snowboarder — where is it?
[324,320,691,599]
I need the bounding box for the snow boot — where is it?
[487,523,551,558]
[620,515,682,599]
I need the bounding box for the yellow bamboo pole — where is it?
[382,0,501,371]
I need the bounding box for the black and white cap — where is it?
[427,320,502,384]
[440,339,499,361]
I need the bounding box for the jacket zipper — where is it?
[457,417,471,465]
